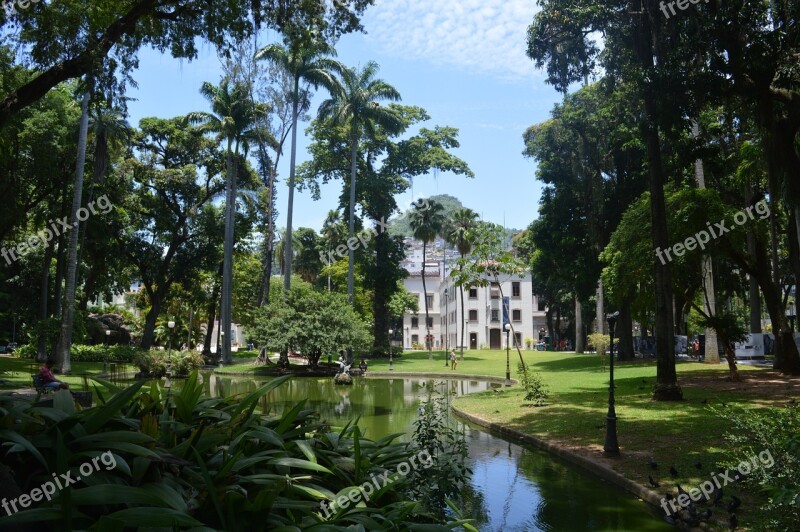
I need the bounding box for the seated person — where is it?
[39,360,69,391]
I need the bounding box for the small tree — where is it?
[517,362,549,406]
[251,281,372,368]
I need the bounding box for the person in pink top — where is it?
[39,360,69,391]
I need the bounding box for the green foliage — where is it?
[251,280,373,365]
[407,386,471,518]
[587,333,610,356]
[516,362,549,406]
[133,350,167,378]
[17,343,141,363]
[0,373,463,529]
[714,406,800,530]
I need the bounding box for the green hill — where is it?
[389,194,465,237]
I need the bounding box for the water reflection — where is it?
[187,375,670,531]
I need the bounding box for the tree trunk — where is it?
[347,126,358,302]
[617,297,634,361]
[575,297,584,353]
[140,301,162,350]
[37,243,53,362]
[221,150,237,364]
[421,241,431,359]
[371,225,390,356]
[745,183,762,333]
[284,80,300,291]
[459,283,465,360]
[55,89,91,374]
[595,278,604,334]
[202,267,221,357]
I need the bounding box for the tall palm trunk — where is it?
[347,125,358,302]
[421,241,431,359]
[55,89,91,374]
[37,243,53,362]
[575,297,584,353]
[221,145,236,364]
[459,284,465,360]
[284,78,300,291]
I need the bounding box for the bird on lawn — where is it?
[729,513,738,530]
[727,495,741,513]
[669,466,679,478]
[648,475,660,488]
[712,488,724,506]
[699,509,713,521]
[648,459,658,470]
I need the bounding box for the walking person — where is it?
[450,349,457,370]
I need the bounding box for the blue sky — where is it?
[126,0,562,232]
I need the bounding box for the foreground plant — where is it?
[0,372,473,530]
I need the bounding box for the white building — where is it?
[402,262,548,351]
[401,270,443,350]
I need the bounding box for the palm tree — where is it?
[447,208,478,360]
[256,38,342,292]
[318,61,403,302]
[321,209,346,290]
[188,79,267,364]
[55,87,91,374]
[409,199,446,360]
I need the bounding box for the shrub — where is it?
[714,405,800,531]
[0,373,467,529]
[173,351,204,376]
[15,343,141,363]
[524,337,533,350]
[517,362,549,406]
[587,333,610,356]
[133,350,167,378]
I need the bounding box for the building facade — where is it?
[402,262,548,351]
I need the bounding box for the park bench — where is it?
[32,374,52,395]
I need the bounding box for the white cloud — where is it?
[363,0,539,80]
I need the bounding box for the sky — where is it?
[126,0,563,232]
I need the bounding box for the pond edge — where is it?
[450,405,664,515]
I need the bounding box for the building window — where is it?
[514,332,522,347]
[411,317,419,328]
[469,309,478,322]
[426,317,434,328]
[469,287,478,299]
[512,282,521,297]
[537,297,546,311]
[411,334,419,344]
[491,309,500,322]
[426,294,434,308]
[512,309,521,322]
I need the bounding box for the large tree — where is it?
[409,198,445,360]
[317,61,403,302]
[188,79,266,364]
[256,37,341,291]
[446,208,478,360]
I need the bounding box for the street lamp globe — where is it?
[388,329,394,370]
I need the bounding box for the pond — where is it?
[183,374,671,531]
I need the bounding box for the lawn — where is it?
[0,356,137,391]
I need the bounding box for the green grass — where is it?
[0,356,137,391]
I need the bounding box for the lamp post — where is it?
[504,322,511,386]
[166,320,175,387]
[389,329,394,370]
[104,329,111,372]
[444,288,450,367]
[604,311,620,455]
[787,301,796,333]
